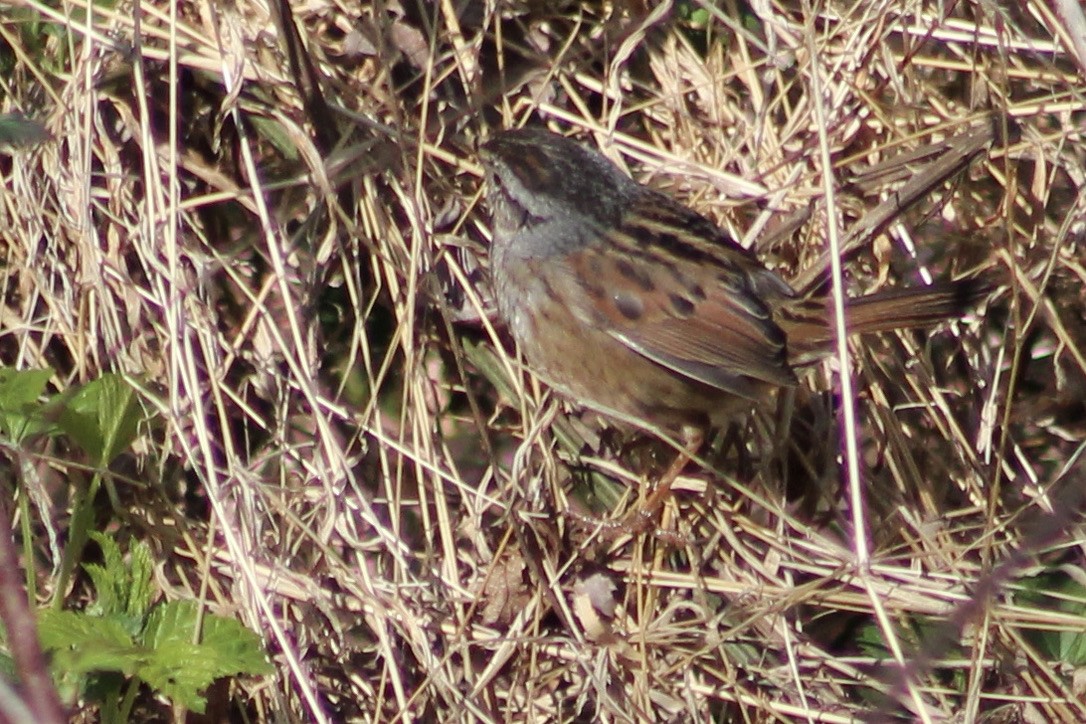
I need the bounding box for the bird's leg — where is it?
[625,424,704,533]
[564,425,704,542]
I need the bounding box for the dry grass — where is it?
[3,0,1086,721]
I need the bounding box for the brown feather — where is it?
[780,278,989,363]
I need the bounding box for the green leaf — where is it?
[56,374,142,466]
[82,566,139,635]
[37,608,149,705]
[40,551,270,716]
[37,610,142,677]
[248,115,300,161]
[0,367,55,441]
[83,532,125,617]
[687,8,710,28]
[83,532,155,621]
[138,639,218,713]
[141,600,199,649]
[38,610,134,652]
[0,651,15,679]
[137,601,272,713]
[1017,570,1086,665]
[0,113,51,149]
[126,539,156,620]
[143,601,271,677]
[196,609,274,676]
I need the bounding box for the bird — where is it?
[478,127,984,522]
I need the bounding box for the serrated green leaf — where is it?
[84,532,125,617]
[143,601,272,676]
[38,610,132,650]
[141,600,199,647]
[54,644,149,680]
[37,612,145,707]
[126,540,156,619]
[83,564,124,621]
[135,601,271,713]
[37,610,143,677]
[90,530,125,570]
[83,532,155,621]
[56,374,142,466]
[197,610,274,676]
[39,595,269,715]
[138,639,218,713]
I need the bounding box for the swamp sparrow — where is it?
[479,128,983,438]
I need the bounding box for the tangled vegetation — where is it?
[2,1,1086,720]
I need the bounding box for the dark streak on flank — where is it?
[537,271,560,302]
[581,280,607,299]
